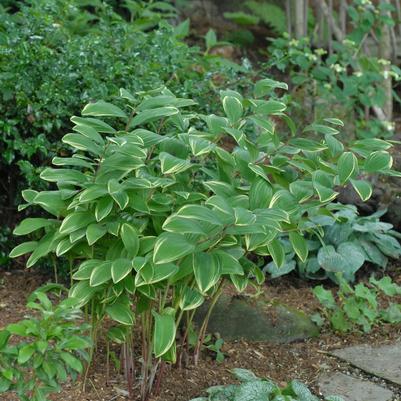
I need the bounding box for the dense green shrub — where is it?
[190,368,344,401]
[10,78,397,397]
[266,204,401,282]
[0,0,248,256]
[0,285,91,401]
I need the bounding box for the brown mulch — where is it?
[0,268,400,401]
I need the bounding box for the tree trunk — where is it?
[379,0,393,121]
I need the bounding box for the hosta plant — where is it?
[265,204,401,282]
[313,274,401,333]
[10,80,397,399]
[0,285,91,401]
[189,368,344,401]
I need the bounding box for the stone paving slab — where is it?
[331,343,401,386]
[319,372,394,401]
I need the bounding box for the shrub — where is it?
[10,79,396,398]
[189,368,344,401]
[0,0,248,259]
[265,204,401,282]
[313,275,401,333]
[0,284,91,401]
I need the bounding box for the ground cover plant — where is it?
[189,368,344,401]
[8,75,399,399]
[313,274,401,333]
[0,285,91,401]
[265,204,401,282]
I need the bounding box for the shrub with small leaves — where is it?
[189,368,344,401]
[313,275,401,333]
[0,284,91,401]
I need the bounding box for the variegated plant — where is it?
[10,79,397,400]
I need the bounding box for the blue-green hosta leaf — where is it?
[159,152,192,175]
[371,233,401,258]
[317,245,347,273]
[130,106,179,128]
[233,380,275,401]
[153,309,176,358]
[192,252,221,294]
[82,100,127,118]
[264,259,296,279]
[153,233,195,264]
[337,152,358,184]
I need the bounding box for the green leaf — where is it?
[289,232,308,262]
[111,258,133,284]
[89,261,112,287]
[249,178,272,209]
[62,133,102,155]
[267,239,285,268]
[313,285,336,309]
[95,197,114,222]
[121,223,140,258]
[234,381,275,401]
[364,151,392,172]
[159,152,192,175]
[86,223,107,245]
[9,241,38,258]
[82,100,127,118]
[18,344,35,364]
[130,107,179,128]
[192,252,221,294]
[108,179,129,210]
[223,96,243,124]
[350,179,372,201]
[60,352,83,373]
[153,233,195,264]
[254,78,288,98]
[205,28,217,49]
[60,211,94,234]
[338,152,358,184]
[13,218,54,236]
[312,171,338,202]
[106,302,134,325]
[179,287,204,311]
[153,310,176,358]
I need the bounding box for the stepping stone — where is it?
[194,294,319,343]
[331,343,401,385]
[319,372,393,401]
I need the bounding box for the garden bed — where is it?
[1,267,400,401]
